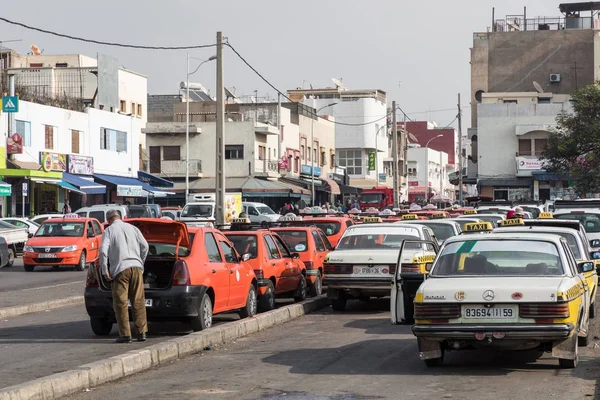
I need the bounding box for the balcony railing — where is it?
[143,159,202,176]
[255,159,279,175]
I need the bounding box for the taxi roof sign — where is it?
[499,218,525,227]
[463,209,477,215]
[231,217,252,224]
[362,216,383,223]
[63,213,80,219]
[401,214,419,220]
[279,214,302,222]
[431,212,447,219]
[538,212,553,219]
[464,222,494,232]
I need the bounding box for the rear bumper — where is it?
[326,275,392,291]
[412,323,574,340]
[84,285,207,321]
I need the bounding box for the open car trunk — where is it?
[99,257,177,291]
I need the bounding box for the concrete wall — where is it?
[10,54,97,68]
[403,121,457,165]
[148,95,181,122]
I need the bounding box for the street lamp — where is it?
[375,124,387,183]
[425,134,443,203]
[311,102,337,206]
[185,54,217,203]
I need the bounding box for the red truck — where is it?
[359,186,394,211]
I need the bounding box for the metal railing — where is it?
[255,159,279,174]
[143,159,202,175]
[494,16,594,32]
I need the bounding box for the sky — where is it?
[0,0,564,130]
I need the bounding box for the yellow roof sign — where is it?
[431,213,447,219]
[464,222,494,232]
[499,218,525,227]
[402,214,418,220]
[362,216,383,224]
[463,209,477,215]
[231,217,252,224]
[538,212,553,219]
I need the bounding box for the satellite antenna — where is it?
[533,81,544,93]
[224,87,236,100]
[30,44,41,55]
[331,78,346,90]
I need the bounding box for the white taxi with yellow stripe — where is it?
[395,231,592,369]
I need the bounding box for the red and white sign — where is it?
[278,156,289,170]
[516,157,543,171]
[408,181,419,187]
[7,133,22,154]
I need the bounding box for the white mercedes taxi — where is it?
[324,218,437,314]
[393,230,593,369]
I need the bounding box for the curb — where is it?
[0,295,329,400]
[0,296,84,319]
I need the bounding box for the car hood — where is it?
[126,218,190,248]
[27,236,84,247]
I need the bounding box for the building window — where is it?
[534,139,548,155]
[258,145,266,160]
[71,130,80,154]
[16,120,31,146]
[337,150,363,175]
[100,128,127,152]
[116,130,127,152]
[131,102,136,116]
[55,62,68,68]
[330,154,335,167]
[313,148,317,163]
[225,144,244,160]
[100,128,110,150]
[163,146,180,161]
[137,104,142,117]
[300,145,305,160]
[503,100,518,104]
[44,125,55,149]
[518,139,532,156]
[307,147,311,161]
[120,100,126,113]
[321,151,326,166]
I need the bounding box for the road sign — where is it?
[2,96,19,113]
[22,182,28,197]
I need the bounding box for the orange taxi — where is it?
[283,215,355,247]
[225,223,307,312]
[271,226,333,296]
[85,219,258,333]
[23,215,103,272]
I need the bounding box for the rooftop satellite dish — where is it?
[30,44,41,55]
[331,78,346,90]
[533,81,544,93]
[224,87,236,99]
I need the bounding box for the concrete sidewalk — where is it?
[0,282,84,319]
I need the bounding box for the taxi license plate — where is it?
[128,299,153,307]
[38,253,56,258]
[353,266,389,275]
[463,305,516,319]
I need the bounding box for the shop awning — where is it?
[94,173,171,198]
[190,177,297,197]
[62,173,106,195]
[531,171,571,181]
[339,184,362,194]
[0,168,62,180]
[321,177,341,195]
[55,180,85,194]
[137,171,174,188]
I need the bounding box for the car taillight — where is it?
[401,263,422,274]
[414,303,461,320]
[253,269,264,279]
[304,261,314,270]
[86,265,99,288]
[519,303,570,319]
[324,264,352,274]
[172,260,191,286]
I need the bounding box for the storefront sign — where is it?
[67,155,94,175]
[300,164,321,177]
[0,185,11,196]
[22,182,27,197]
[368,152,376,171]
[378,173,387,182]
[516,157,543,171]
[40,152,67,172]
[277,156,289,170]
[408,180,419,187]
[7,133,23,154]
[329,173,347,185]
[117,185,143,197]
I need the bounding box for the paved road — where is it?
[65,298,600,400]
[0,298,296,390]
[0,258,85,291]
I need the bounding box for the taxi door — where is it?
[204,232,230,312]
[391,240,438,324]
[89,220,103,263]
[270,234,301,292]
[578,230,599,299]
[85,221,100,263]
[562,240,591,336]
[217,238,247,309]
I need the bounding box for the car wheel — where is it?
[75,251,86,271]
[259,281,276,312]
[7,248,15,267]
[403,291,415,324]
[590,302,596,319]
[293,274,307,302]
[331,293,347,311]
[309,272,323,297]
[90,317,113,336]
[24,264,35,272]
[239,285,257,319]
[191,293,213,332]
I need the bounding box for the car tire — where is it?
[590,302,596,319]
[90,317,113,336]
[7,248,15,268]
[239,285,257,319]
[24,264,35,272]
[309,272,323,297]
[403,291,415,324]
[259,281,276,312]
[331,294,347,312]
[75,251,86,271]
[191,293,213,332]
[293,274,307,302]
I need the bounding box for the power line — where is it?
[405,106,470,115]
[0,17,217,50]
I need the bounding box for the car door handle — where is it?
[230,270,235,274]
[272,263,276,266]
[212,269,216,274]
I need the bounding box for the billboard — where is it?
[40,152,67,172]
[67,154,94,175]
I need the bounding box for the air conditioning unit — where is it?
[549,73,561,83]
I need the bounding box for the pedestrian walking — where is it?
[100,209,150,343]
[62,201,71,214]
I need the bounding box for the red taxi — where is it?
[283,214,355,247]
[23,215,103,272]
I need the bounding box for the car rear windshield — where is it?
[36,222,85,237]
[337,231,421,250]
[129,207,149,218]
[421,223,458,241]
[477,208,509,216]
[226,234,258,259]
[275,231,309,252]
[556,213,600,233]
[431,240,564,276]
[182,205,213,218]
[305,221,341,236]
[521,207,541,219]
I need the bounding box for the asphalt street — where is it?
[64,298,600,400]
[0,258,85,291]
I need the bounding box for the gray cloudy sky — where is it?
[1,0,563,128]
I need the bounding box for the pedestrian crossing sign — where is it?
[2,96,18,113]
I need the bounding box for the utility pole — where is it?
[277,93,282,163]
[185,53,190,203]
[215,32,225,225]
[392,101,399,208]
[457,93,463,205]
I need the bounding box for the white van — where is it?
[242,202,280,224]
[75,204,130,224]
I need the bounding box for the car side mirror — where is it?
[591,239,600,248]
[577,261,595,273]
[87,231,95,238]
[591,252,600,260]
[291,252,300,260]
[241,253,251,262]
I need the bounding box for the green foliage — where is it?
[541,84,600,195]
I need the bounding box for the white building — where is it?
[287,86,387,188]
[406,146,452,203]
[476,92,573,201]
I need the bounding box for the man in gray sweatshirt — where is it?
[100,209,149,343]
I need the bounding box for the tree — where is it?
[541,84,600,195]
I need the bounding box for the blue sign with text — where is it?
[2,96,18,113]
[301,164,321,177]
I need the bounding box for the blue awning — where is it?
[137,171,174,188]
[56,180,85,194]
[62,173,106,195]
[532,171,571,181]
[94,173,173,198]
